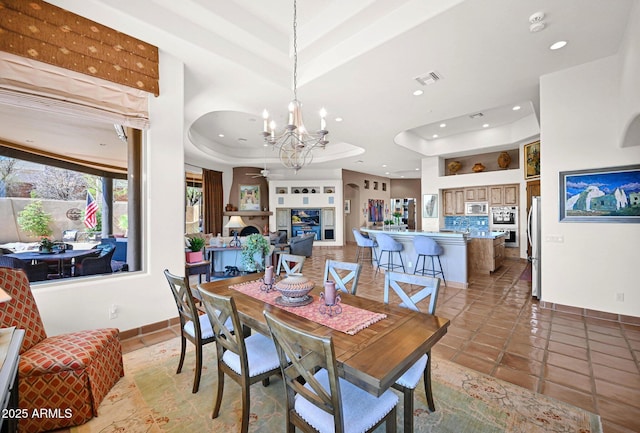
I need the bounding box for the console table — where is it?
[1,328,25,433]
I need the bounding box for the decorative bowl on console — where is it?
[275,273,314,306]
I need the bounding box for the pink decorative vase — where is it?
[186,251,203,263]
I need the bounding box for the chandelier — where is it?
[262,0,328,173]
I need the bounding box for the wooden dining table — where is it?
[198,273,450,397]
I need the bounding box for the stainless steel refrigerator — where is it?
[527,196,541,299]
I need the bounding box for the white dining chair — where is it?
[383,271,441,433]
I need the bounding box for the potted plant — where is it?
[241,233,270,272]
[39,237,55,253]
[392,212,403,226]
[186,236,206,263]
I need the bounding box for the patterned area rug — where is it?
[72,338,601,433]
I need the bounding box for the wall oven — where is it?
[495,228,519,248]
[490,206,518,226]
[490,206,519,248]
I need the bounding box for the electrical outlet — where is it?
[109,304,119,319]
[615,293,624,302]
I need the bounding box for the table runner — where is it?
[230,280,386,335]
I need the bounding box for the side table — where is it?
[185,260,211,284]
[1,328,25,433]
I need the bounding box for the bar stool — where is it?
[375,233,405,276]
[413,236,446,286]
[352,228,377,264]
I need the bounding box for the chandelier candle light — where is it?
[262,0,329,172]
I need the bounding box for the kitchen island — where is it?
[361,228,470,288]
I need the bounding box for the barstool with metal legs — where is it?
[413,236,446,286]
[375,233,405,276]
[352,228,377,264]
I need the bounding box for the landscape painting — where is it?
[560,165,640,223]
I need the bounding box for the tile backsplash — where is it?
[443,216,489,231]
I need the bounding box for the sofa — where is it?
[289,233,315,257]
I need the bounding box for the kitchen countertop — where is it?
[440,229,507,239]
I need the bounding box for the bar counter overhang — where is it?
[361,228,469,288]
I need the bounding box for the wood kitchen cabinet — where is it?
[489,184,518,206]
[465,187,488,201]
[468,235,505,274]
[443,189,465,215]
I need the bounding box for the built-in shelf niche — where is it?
[444,149,520,176]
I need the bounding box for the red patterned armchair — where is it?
[0,267,124,432]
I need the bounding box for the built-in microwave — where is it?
[465,202,489,215]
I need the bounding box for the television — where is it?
[291,209,321,239]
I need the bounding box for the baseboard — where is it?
[540,301,640,325]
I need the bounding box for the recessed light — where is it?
[415,168,420,171]
[382,164,387,167]
[335,117,343,122]
[413,90,424,96]
[439,123,446,128]
[482,124,489,128]
[218,134,225,138]
[432,134,438,138]
[550,40,567,50]
[385,172,390,175]
[401,175,405,178]
[512,105,521,111]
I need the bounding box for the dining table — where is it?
[6,249,98,278]
[198,273,450,397]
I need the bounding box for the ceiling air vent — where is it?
[414,71,443,86]
[469,112,484,119]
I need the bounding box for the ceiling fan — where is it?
[246,149,284,180]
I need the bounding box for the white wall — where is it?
[33,52,186,335]
[540,48,640,314]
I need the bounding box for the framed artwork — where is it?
[239,185,260,210]
[344,199,351,214]
[524,140,540,180]
[423,194,438,218]
[559,164,640,223]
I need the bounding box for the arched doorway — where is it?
[344,182,360,244]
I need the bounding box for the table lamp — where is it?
[225,215,246,247]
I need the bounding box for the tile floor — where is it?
[118,244,639,433]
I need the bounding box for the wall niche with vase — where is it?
[443,149,519,176]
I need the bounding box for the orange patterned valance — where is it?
[0,0,159,95]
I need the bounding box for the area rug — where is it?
[72,338,601,433]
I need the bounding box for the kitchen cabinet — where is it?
[468,235,505,274]
[465,187,488,202]
[489,184,518,206]
[322,208,335,240]
[443,189,465,215]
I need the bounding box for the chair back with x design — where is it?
[323,260,362,295]
[384,271,440,313]
[276,253,306,275]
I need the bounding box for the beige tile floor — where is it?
[116,244,639,433]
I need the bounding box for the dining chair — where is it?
[276,253,306,275]
[323,259,362,295]
[0,255,49,282]
[264,309,398,433]
[197,289,281,433]
[383,271,441,433]
[163,269,217,393]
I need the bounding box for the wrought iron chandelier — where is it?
[262,0,328,173]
